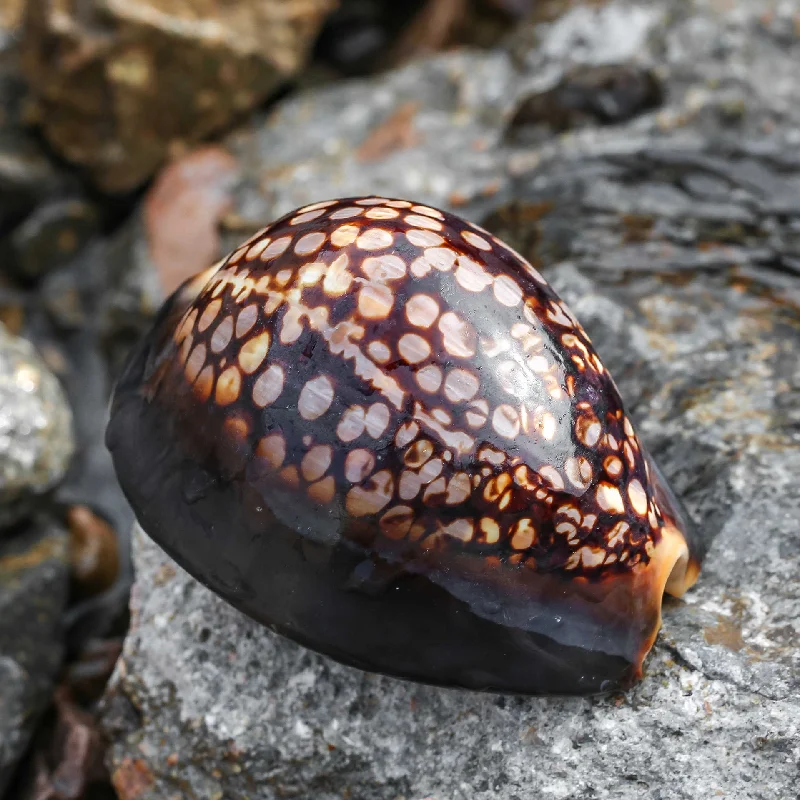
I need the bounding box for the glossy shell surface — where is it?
[107,196,703,694]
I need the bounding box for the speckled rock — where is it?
[0,323,74,530]
[20,0,335,193]
[0,517,70,796]
[101,2,800,799]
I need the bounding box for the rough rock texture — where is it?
[102,2,800,799]
[0,517,70,796]
[0,323,74,529]
[21,0,336,192]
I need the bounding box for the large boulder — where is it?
[20,0,335,192]
[100,2,800,798]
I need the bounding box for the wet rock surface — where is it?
[0,517,70,796]
[100,2,799,799]
[0,323,74,530]
[21,0,336,193]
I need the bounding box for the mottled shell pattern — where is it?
[108,196,702,695]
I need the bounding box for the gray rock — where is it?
[102,2,800,799]
[0,323,74,529]
[0,517,70,796]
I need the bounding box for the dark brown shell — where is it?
[107,196,703,694]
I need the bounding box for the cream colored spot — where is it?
[252,364,285,407]
[237,332,270,373]
[624,441,637,470]
[365,403,390,438]
[604,456,623,478]
[308,476,335,504]
[235,305,258,338]
[358,284,394,319]
[547,302,573,327]
[432,408,451,425]
[395,421,419,448]
[465,405,488,428]
[365,206,400,220]
[256,433,285,470]
[597,482,625,513]
[493,275,523,307]
[210,316,233,353]
[323,253,353,296]
[462,230,491,250]
[261,236,292,260]
[406,229,444,248]
[404,439,433,468]
[356,198,388,206]
[298,375,334,420]
[479,518,500,544]
[423,247,457,272]
[215,366,241,405]
[575,415,602,447]
[301,445,333,482]
[410,205,444,219]
[398,333,431,364]
[346,470,393,517]
[565,456,593,489]
[410,257,432,278]
[357,228,393,250]
[361,254,406,281]
[607,520,630,548]
[539,465,564,491]
[386,200,413,208]
[331,225,360,247]
[367,340,391,363]
[416,364,443,393]
[345,449,375,483]
[185,343,206,383]
[628,479,648,516]
[279,466,300,489]
[298,262,325,287]
[337,405,366,442]
[493,405,520,438]
[511,519,536,550]
[443,368,480,403]
[246,237,271,260]
[439,312,476,358]
[175,308,198,343]
[198,300,222,333]
[446,473,471,504]
[193,365,214,401]
[294,232,326,255]
[441,519,474,542]
[330,206,363,220]
[275,268,293,287]
[406,294,440,328]
[423,476,447,503]
[380,506,414,539]
[566,546,606,570]
[399,470,422,501]
[406,214,442,231]
[455,256,493,292]
[533,408,556,440]
[291,209,324,225]
[298,200,336,212]
[528,355,550,373]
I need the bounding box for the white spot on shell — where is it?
[406,294,440,328]
[252,364,284,407]
[331,225,359,247]
[367,340,391,363]
[298,375,334,420]
[462,230,491,250]
[330,206,363,220]
[210,316,233,353]
[597,482,625,513]
[235,305,258,338]
[361,254,406,281]
[365,206,400,220]
[406,229,444,248]
[291,209,324,225]
[410,205,444,219]
[628,479,648,516]
[493,275,523,307]
[345,449,375,483]
[405,214,442,231]
[455,256,493,292]
[358,284,394,319]
[443,368,480,403]
[439,312,476,358]
[261,236,292,260]
[357,228,393,250]
[365,403,390,438]
[398,333,431,364]
[294,232,326,255]
[337,405,366,442]
[416,364,443,392]
[238,332,270,374]
[301,445,333,482]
